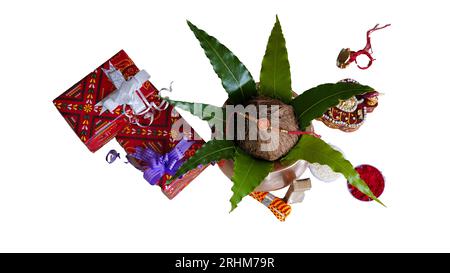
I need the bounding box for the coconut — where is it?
[233,96,299,161]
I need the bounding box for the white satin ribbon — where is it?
[96,63,151,115]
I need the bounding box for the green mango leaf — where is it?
[281,135,385,206]
[167,140,236,185]
[187,20,257,104]
[230,148,274,211]
[163,98,225,124]
[259,16,292,103]
[291,82,375,130]
[163,98,228,139]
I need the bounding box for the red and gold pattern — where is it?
[250,192,292,222]
[116,104,207,199]
[53,50,158,152]
[319,92,379,132]
[160,164,208,200]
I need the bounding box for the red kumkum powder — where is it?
[347,164,385,201]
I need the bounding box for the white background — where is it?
[1,0,449,252]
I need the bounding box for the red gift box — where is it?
[116,104,208,199]
[53,50,158,152]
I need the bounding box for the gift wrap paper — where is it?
[116,104,208,199]
[53,50,158,152]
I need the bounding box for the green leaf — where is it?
[259,16,292,103]
[291,82,375,130]
[163,98,228,139]
[230,148,274,211]
[281,135,385,206]
[167,140,236,185]
[163,98,225,124]
[187,20,257,104]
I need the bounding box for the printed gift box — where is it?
[54,49,209,199]
[53,50,158,152]
[116,104,208,199]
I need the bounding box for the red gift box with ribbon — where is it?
[115,104,208,199]
[54,49,208,199]
[53,50,158,152]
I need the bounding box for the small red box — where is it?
[116,104,208,199]
[53,50,158,152]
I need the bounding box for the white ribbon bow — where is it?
[96,62,150,114]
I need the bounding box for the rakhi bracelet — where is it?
[337,23,391,70]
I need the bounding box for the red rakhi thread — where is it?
[287,130,321,138]
[337,23,391,70]
[254,117,322,138]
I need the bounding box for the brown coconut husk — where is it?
[231,96,300,161]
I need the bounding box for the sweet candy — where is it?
[283,178,312,204]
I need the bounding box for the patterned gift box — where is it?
[53,50,158,152]
[116,104,208,199]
